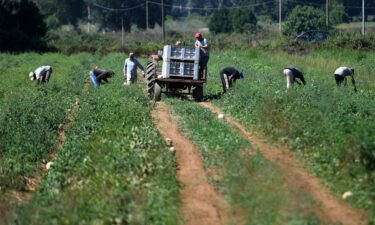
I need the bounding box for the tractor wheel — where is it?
[154,82,162,101]
[146,62,156,98]
[192,85,203,102]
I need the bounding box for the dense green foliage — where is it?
[208,7,233,34]
[0,53,93,190]
[0,0,47,52]
[330,2,349,25]
[45,30,165,55]
[283,6,327,35]
[2,53,179,224]
[33,0,84,27]
[205,49,375,221]
[231,8,257,33]
[208,7,257,34]
[324,32,375,50]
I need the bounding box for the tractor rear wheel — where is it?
[146,62,156,99]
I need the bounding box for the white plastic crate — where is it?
[162,61,199,80]
[163,45,200,62]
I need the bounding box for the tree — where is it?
[283,5,326,36]
[0,0,47,52]
[231,8,257,33]
[32,0,84,27]
[330,2,349,25]
[208,7,233,33]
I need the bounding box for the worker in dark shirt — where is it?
[283,67,306,88]
[89,67,115,88]
[220,67,244,93]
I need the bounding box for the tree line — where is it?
[0,0,373,52]
[22,0,375,30]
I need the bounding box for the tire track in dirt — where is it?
[152,102,235,225]
[200,102,368,225]
[0,80,89,224]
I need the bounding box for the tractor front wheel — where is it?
[192,85,203,102]
[154,82,162,101]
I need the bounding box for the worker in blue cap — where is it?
[219,67,244,93]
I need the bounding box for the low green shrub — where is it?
[324,32,375,50]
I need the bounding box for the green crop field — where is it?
[205,49,375,221]
[0,49,374,224]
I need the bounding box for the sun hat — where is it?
[194,32,202,39]
[29,72,35,80]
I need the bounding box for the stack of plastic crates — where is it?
[162,45,200,80]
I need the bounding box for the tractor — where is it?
[146,45,206,102]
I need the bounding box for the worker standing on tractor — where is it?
[89,67,115,88]
[28,65,53,84]
[283,66,306,88]
[194,32,209,79]
[123,52,145,85]
[334,66,357,92]
[220,67,244,93]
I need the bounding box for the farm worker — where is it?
[283,67,306,88]
[123,52,145,85]
[28,65,52,84]
[89,67,115,88]
[334,67,357,92]
[220,67,244,93]
[194,32,209,79]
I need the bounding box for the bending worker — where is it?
[334,66,357,92]
[220,67,244,93]
[123,52,145,85]
[283,66,306,88]
[89,67,115,88]
[29,65,52,84]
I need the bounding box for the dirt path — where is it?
[200,102,368,225]
[152,102,235,225]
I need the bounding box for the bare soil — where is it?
[152,102,241,225]
[200,102,368,225]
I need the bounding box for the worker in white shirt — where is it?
[334,67,357,92]
[123,52,145,85]
[29,65,52,84]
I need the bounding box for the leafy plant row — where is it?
[0,53,94,191]
[10,54,179,224]
[205,50,375,221]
